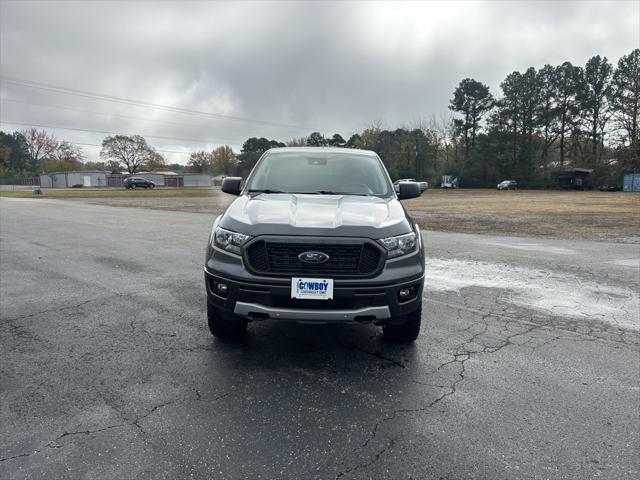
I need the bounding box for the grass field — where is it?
[2,187,638,242]
[404,189,640,242]
[0,186,216,198]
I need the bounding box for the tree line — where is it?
[193,48,639,187]
[0,128,88,177]
[2,48,637,187]
[0,131,178,177]
[445,49,639,186]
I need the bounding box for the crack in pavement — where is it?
[2,292,139,332]
[131,400,177,436]
[332,311,547,478]
[1,389,233,463]
[0,452,35,463]
[335,438,397,479]
[429,297,639,347]
[1,299,94,323]
[338,340,407,369]
[47,423,129,449]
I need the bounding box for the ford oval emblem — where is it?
[298,251,330,264]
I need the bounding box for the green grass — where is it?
[0,187,220,199]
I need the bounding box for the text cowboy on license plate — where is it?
[291,277,334,300]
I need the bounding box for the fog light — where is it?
[216,282,228,296]
[398,287,415,301]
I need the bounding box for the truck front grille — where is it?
[245,240,383,277]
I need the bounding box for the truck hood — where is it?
[219,193,413,238]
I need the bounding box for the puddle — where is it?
[483,241,578,255]
[425,257,639,331]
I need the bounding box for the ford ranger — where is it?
[205,147,425,342]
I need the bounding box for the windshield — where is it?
[245,151,393,197]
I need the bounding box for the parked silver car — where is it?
[497,180,518,190]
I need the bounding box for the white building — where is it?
[183,173,212,187]
[39,170,213,188]
[40,171,107,188]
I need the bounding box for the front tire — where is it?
[131,184,137,189]
[383,303,422,343]
[207,302,247,339]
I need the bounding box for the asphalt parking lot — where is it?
[1,197,639,479]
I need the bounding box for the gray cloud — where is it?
[1,0,638,163]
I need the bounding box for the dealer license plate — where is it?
[291,277,334,300]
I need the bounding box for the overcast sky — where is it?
[1,0,638,163]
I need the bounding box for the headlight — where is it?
[213,226,252,254]
[378,232,417,258]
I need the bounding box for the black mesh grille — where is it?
[245,240,382,276]
[359,244,380,273]
[247,241,269,271]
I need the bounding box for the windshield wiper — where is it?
[248,189,368,196]
[308,190,368,196]
[247,189,285,194]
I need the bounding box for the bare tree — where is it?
[21,128,56,173]
[51,140,84,163]
[429,111,456,166]
[104,160,121,173]
[99,135,158,174]
[356,120,384,150]
[145,151,167,171]
[212,145,237,175]
[187,150,214,173]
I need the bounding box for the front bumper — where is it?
[234,302,391,323]
[205,268,423,325]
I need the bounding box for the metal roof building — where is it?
[40,171,108,188]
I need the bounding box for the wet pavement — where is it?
[1,197,639,479]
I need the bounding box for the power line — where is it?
[0,124,195,156]
[1,97,251,134]
[0,125,195,156]
[0,119,243,145]
[69,141,192,156]
[0,76,319,131]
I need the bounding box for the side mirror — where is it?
[221,177,243,195]
[397,182,422,200]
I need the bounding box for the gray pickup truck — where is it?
[204,147,425,342]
